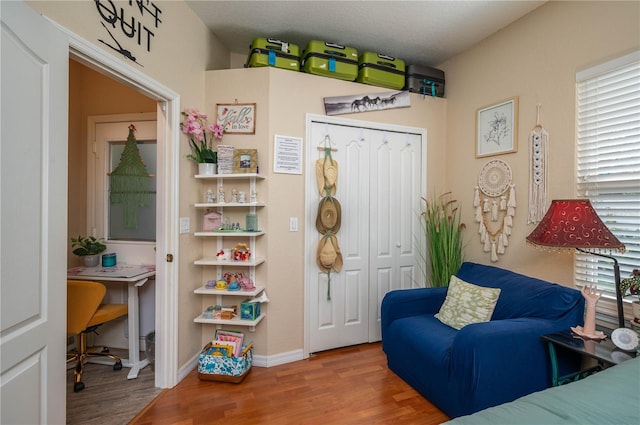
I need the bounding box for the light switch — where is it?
[290,217,298,232]
[180,217,190,234]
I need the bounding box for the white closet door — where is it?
[368,131,423,341]
[307,116,425,353]
[308,124,370,353]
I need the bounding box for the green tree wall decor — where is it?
[109,124,151,228]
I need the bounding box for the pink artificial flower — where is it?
[209,123,224,140]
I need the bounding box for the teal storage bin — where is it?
[240,299,261,320]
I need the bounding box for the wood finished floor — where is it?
[130,342,450,425]
[67,349,161,425]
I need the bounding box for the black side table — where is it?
[541,329,637,386]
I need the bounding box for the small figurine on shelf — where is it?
[250,188,258,204]
[237,272,255,290]
[203,305,216,319]
[238,191,246,203]
[218,186,225,204]
[205,189,215,204]
[233,243,251,262]
[231,188,239,203]
[216,249,230,261]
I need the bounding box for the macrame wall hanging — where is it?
[315,135,343,301]
[109,124,152,228]
[474,159,516,262]
[528,104,549,224]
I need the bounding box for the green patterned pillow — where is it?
[434,275,501,330]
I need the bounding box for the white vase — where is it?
[198,163,217,175]
[83,254,100,267]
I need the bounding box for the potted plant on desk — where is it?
[619,269,640,323]
[71,235,107,267]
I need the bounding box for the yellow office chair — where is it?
[67,280,128,392]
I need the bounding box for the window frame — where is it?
[575,51,640,326]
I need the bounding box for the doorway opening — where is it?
[66,29,180,391]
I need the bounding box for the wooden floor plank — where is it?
[129,342,449,425]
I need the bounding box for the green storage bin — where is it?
[301,40,358,81]
[245,37,300,71]
[357,52,406,90]
[240,299,261,320]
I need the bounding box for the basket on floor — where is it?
[197,342,252,383]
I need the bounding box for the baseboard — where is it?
[178,352,200,383]
[252,349,304,368]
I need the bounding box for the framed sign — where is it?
[274,135,303,174]
[233,149,258,174]
[216,103,256,134]
[476,97,518,158]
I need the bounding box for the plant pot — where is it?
[632,301,640,321]
[83,254,100,267]
[198,163,217,175]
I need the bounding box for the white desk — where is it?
[67,265,155,379]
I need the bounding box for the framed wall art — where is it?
[233,149,258,174]
[216,103,256,134]
[476,96,518,158]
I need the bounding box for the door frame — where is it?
[50,19,180,388]
[303,113,427,358]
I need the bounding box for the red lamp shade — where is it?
[526,199,625,252]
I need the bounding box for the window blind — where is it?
[575,51,640,299]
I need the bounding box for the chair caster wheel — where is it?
[74,382,85,392]
[113,361,123,371]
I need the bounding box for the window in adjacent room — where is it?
[575,51,640,323]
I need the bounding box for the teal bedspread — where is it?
[444,356,640,425]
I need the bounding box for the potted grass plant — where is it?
[420,192,465,287]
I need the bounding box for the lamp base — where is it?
[570,326,607,340]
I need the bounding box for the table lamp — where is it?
[526,199,626,335]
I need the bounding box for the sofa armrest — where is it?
[450,318,568,412]
[380,287,447,338]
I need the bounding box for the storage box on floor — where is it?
[198,341,253,383]
[301,40,358,81]
[405,64,445,97]
[356,52,406,90]
[246,37,300,71]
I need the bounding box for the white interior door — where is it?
[306,115,425,354]
[308,123,370,353]
[368,130,424,341]
[1,1,68,424]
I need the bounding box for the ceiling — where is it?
[186,0,546,67]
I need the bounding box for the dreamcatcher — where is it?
[473,159,516,262]
[315,135,342,300]
[528,104,549,224]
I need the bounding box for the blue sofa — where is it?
[381,262,585,418]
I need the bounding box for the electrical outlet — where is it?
[179,217,190,234]
[290,217,298,232]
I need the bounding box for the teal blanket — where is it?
[445,356,640,425]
